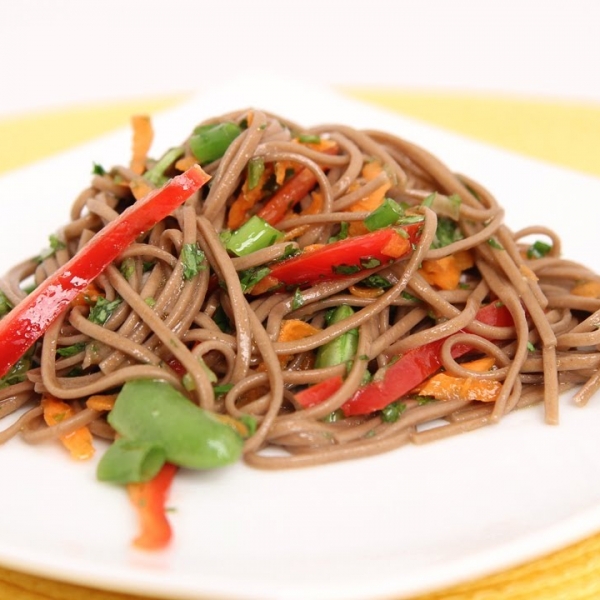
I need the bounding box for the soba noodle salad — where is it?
[1,109,600,549]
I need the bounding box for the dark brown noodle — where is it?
[1,108,600,469]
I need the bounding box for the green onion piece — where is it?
[189,122,242,164]
[143,146,185,187]
[97,438,166,484]
[120,257,136,281]
[328,222,349,243]
[297,134,321,144]
[105,379,243,472]
[247,157,265,190]
[226,215,284,257]
[315,305,358,369]
[364,198,405,231]
[527,240,552,259]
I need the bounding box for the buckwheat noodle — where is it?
[1,108,600,471]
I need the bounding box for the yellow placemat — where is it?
[0,89,600,600]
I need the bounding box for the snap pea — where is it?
[97,379,243,484]
[97,438,166,484]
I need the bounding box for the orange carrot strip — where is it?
[415,357,501,403]
[130,178,155,201]
[71,283,104,307]
[348,285,385,299]
[174,154,198,172]
[86,394,118,412]
[419,256,462,291]
[41,395,95,460]
[130,115,154,176]
[277,319,321,367]
[571,280,600,298]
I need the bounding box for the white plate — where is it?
[1,74,600,600]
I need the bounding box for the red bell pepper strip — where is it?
[0,166,210,379]
[127,462,178,550]
[267,223,422,288]
[295,301,513,415]
[294,374,344,409]
[257,144,339,225]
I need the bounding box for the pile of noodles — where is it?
[1,108,600,469]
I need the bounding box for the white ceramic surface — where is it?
[1,77,600,600]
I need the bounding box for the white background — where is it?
[1,0,599,116]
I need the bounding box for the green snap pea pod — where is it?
[97,379,243,484]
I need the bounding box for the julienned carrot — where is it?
[419,251,475,291]
[130,115,154,176]
[347,161,392,236]
[571,280,600,298]
[277,319,321,366]
[257,143,339,225]
[127,462,178,550]
[41,395,95,460]
[86,394,118,412]
[415,357,501,403]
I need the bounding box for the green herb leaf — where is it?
[381,401,406,423]
[88,297,122,325]
[57,342,86,357]
[362,274,393,289]
[487,238,504,250]
[92,162,106,176]
[0,291,13,318]
[432,217,463,249]
[332,264,361,275]
[328,222,349,243]
[292,287,304,310]
[238,266,272,292]
[181,243,206,280]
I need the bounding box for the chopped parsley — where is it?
[88,297,122,325]
[432,217,463,249]
[292,287,304,310]
[181,243,206,280]
[328,222,349,243]
[381,401,407,423]
[0,291,12,318]
[0,352,32,389]
[92,162,106,176]
[332,264,361,276]
[239,266,271,293]
[487,238,504,250]
[362,274,393,289]
[56,342,86,357]
[360,257,381,269]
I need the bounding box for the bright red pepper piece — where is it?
[257,144,339,225]
[127,462,178,550]
[294,374,344,408]
[268,224,421,288]
[0,166,210,379]
[295,302,513,415]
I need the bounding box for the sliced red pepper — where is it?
[268,223,421,288]
[295,374,344,408]
[0,166,210,379]
[295,302,513,415]
[257,144,339,225]
[127,462,178,550]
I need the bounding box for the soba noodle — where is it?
[2,108,600,473]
